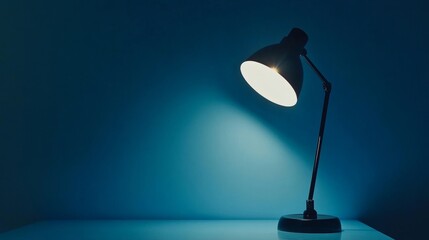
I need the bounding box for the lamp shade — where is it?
[240,28,308,107]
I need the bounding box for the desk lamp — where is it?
[240,28,341,233]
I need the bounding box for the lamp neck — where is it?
[301,50,331,92]
[300,50,332,219]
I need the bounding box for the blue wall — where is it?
[1,0,428,238]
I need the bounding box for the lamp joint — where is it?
[303,199,318,219]
[323,81,332,93]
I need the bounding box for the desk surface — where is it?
[0,220,392,240]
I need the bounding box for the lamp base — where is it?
[278,214,341,233]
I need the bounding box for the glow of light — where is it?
[240,61,297,107]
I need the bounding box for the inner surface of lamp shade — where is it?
[240,60,298,107]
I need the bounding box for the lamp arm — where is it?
[301,51,332,219]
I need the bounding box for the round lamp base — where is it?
[278,214,341,233]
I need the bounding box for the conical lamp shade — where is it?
[240,28,308,107]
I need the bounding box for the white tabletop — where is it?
[0,220,392,240]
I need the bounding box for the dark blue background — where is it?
[1,0,428,239]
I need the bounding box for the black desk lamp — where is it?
[240,28,341,233]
